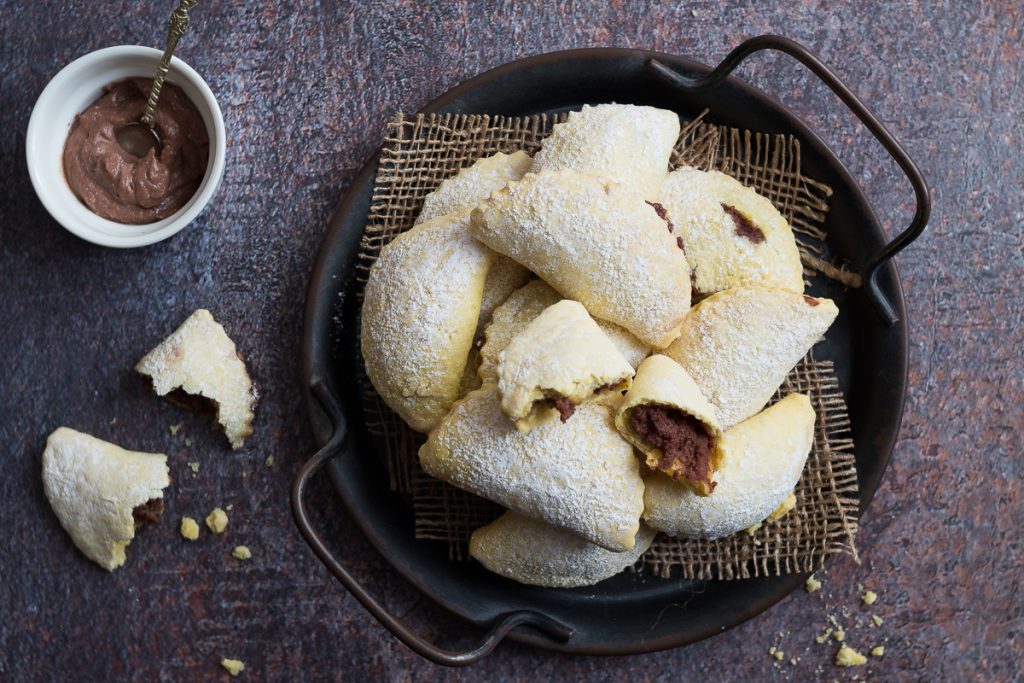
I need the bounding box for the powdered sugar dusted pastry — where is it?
[663,287,838,429]
[135,309,256,449]
[660,168,804,295]
[498,300,634,431]
[615,355,724,496]
[475,256,533,338]
[419,385,644,551]
[361,213,495,432]
[470,169,691,349]
[643,393,815,539]
[470,512,657,588]
[42,428,170,571]
[479,281,649,384]
[532,104,680,199]
[415,151,533,225]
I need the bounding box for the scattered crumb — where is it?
[768,492,797,521]
[220,658,245,676]
[206,508,228,533]
[232,545,251,560]
[745,522,762,535]
[691,8,697,16]
[265,456,274,467]
[871,615,884,627]
[806,575,822,592]
[790,658,797,665]
[833,629,846,642]
[862,590,878,606]
[185,438,193,447]
[871,646,885,657]
[169,423,182,436]
[180,517,200,541]
[773,650,784,661]
[226,504,233,511]
[188,461,200,474]
[110,417,117,425]
[768,646,776,655]
[816,627,834,644]
[835,645,867,667]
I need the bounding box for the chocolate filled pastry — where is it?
[361,212,495,432]
[663,286,838,429]
[42,428,170,571]
[470,169,691,349]
[470,512,657,588]
[643,393,815,539]
[419,385,644,551]
[531,103,680,199]
[615,355,724,496]
[498,300,635,431]
[659,167,805,296]
[478,280,649,385]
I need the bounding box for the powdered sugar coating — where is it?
[362,213,495,432]
[532,104,680,199]
[470,169,691,349]
[470,512,656,588]
[663,287,838,429]
[419,385,644,551]
[476,256,533,338]
[415,151,533,225]
[659,167,804,295]
[643,393,815,539]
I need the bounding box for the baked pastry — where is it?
[532,103,680,199]
[42,427,170,570]
[470,169,691,349]
[415,151,533,225]
[361,212,495,432]
[643,393,815,539]
[659,167,804,295]
[663,287,838,429]
[469,512,657,588]
[615,355,724,496]
[498,300,634,430]
[479,280,648,385]
[135,309,256,449]
[419,385,644,551]
[475,256,533,338]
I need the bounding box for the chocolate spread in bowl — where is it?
[62,78,209,224]
[629,404,714,485]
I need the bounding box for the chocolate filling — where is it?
[545,396,577,422]
[722,203,766,244]
[629,404,714,487]
[132,498,164,528]
[803,295,820,307]
[646,201,675,234]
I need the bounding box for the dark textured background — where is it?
[1,1,1021,681]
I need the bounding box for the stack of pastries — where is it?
[361,104,839,588]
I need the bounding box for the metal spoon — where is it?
[116,0,199,158]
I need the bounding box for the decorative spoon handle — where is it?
[140,0,199,129]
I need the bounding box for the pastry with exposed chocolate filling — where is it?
[498,300,635,431]
[470,169,691,349]
[615,355,724,496]
[663,286,838,429]
[41,428,170,571]
[470,512,657,588]
[658,168,805,296]
[419,385,644,551]
[531,103,680,199]
[643,393,815,539]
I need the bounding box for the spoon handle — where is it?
[140,0,199,129]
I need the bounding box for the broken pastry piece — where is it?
[498,300,634,431]
[643,393,815,539]
[415,150,533,226]
[531,103,680,199]
[135,309,256,449]
[479,280,649,385]
[470,512,657,588]
[470,169,691,349]
[615,355,724,496]
[419,385,644,552]
[663,286,838,429]
[659,167,805,296]
[42,427,170,571]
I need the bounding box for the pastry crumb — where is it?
[806,575,822,592]
[226,503,233,511]
[180,517,200,541]
[206,508,228,533]
[767,492,796,521]
[185,438,193,447]
[265,456,274,466]
[169,423,182,435]
[833,628,846,642]
[220,658,245,676]
[188,461,200,474]
[871,646,885,657]
[835,645,867,667]
[871,615,884,627]
[862,590,878,605]
[232,545,251,560]
[816,627,834,644]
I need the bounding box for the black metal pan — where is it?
[291,35,930,665]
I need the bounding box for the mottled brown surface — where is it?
[1,1,1021,681]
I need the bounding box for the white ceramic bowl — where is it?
[26,46,225,248]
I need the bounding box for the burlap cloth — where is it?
[354,111,860,581]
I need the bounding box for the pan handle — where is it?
[290,379,574,666]
[648,34,931,325]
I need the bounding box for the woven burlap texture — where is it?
[355,111,860,581]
